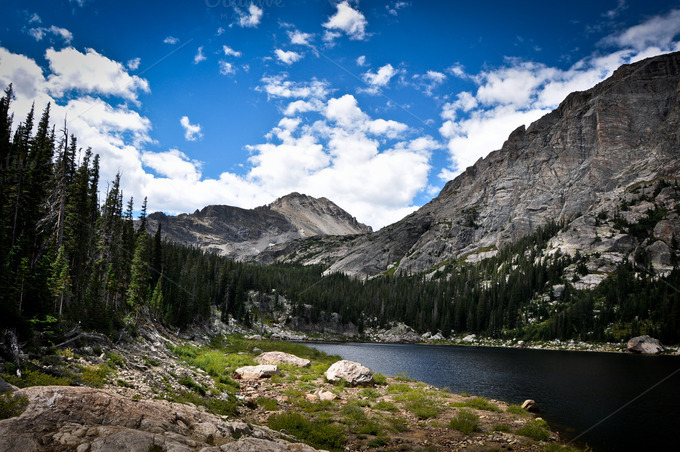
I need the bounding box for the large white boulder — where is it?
[255,351,310,368]
[324,360,374,386]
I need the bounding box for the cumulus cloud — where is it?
[180,116,203,141]
[142,149,202,182]
[257,74,330,99]
[288,30,313,46]
[28,26,73,44]
[44,47,150,104]
[163,36,179,44]
[602,8,680,50]
[323,1,368,41]
[275,49,303,65]
[222,45,241,57]
[413,70,446,96]
[235,4,263,28]
[127,57,141,71]
[356,55,366,66]
[193,46,206,64]
[219,61,235,75]
[360,64,397,94]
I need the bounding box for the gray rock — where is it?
[255,351,310,368]
[0,376,18,392]
[233,365,281,380]
[324,360,374,386]
[627,335,665,354]
[219,437,318,452]
[521,399,540,412]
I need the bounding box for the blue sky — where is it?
[2,0,680,228]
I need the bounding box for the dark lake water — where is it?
[304,342,680,451]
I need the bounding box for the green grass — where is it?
[0,393,29,420]
[267,412,346,451]
[451,397,500,412]
[359,388,380,400]
[255,396,278,411]
[373,373,387,385]
[373,400,399,412]
[492,424,511,432]
[80,364,111,388]
[393,388,442,419]
[506,404,529,415]
[449,409,480,434]
[2,369,71,387]
[178,376,207,396]
[516,419,550,441]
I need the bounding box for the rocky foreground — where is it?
[0,322,580,452]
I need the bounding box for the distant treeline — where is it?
[1,88,678,346]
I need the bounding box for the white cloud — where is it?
[142,149,201,182]
[216,27,225,36]
[386,1,410,16]
[604,0,627,19]
[283,99,324,116]
[44,47,150,104]
[275,49,303,65]
[356,55,366,66]
[28,13,41,24]
[127,57,141,71]
[163,36,179,45]
[180,116,203,141]
[235,4,263,28]
[360,64,397,94]
[28,26,73,44]
[223,45,241,57]
[288,30,313,46]
[602,8,680,50]
[413,70,446,96]
[258,74,330,99]
[323,1,368,41]
[193,46,206,64]
[219,61,235,75]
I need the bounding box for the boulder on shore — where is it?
[324,360,374,386]
[627,335,665,354]
[255,351,310,368]
[234,364,281,380]
[521,399,540,412]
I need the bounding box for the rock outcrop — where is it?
[0,386,319,451]
[255,351,310,368]
[233,365,281,380]
[324,360,374,386]
[627,335,665,354]
[263,52,680,280]
[146,192,371,261]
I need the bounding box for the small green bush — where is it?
[267,412,346,451]
[516,419,550,441]
[0,393,29,420]
[178,376,206,396]
[373,400,398,412]
[387,416,408,432]
[3,369,71,387]
[507,404,529,415]
[106,353,126,368]
[492,424,511,432]
[255,396,278,411]
[451,397,500,412]
[373,373,387,385]
[394,371,412,382]
[386,383,412,394]
[359,388,380,400]
[80,364,111,388]
[449,409,480,434]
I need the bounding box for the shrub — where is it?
[449,409,480,434]
[267,412,346,451]
[451,397,500,412]
[394,388,441,419]
[516,419,550,441]
[373,400,398,412]
[387,416,408,432]
[373,373,387,385]
[359,388,380,400]
[80,365,110,388]
[492,424,511,432]
[106,353,126,368]
[0,393,29,420]
[507,404,529,415]
[386,383,412,394]
[255,396,278,411]
[178,376,206,396]
[394,371,412,382]
[3,369,71,387]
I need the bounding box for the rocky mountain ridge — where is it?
[146,192,371,261]
[261,51,680,281]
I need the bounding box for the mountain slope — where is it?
[265,52,680,279]
[146,192,371,260]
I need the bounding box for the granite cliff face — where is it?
[266,52,680,279]
[146,193,371,260]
